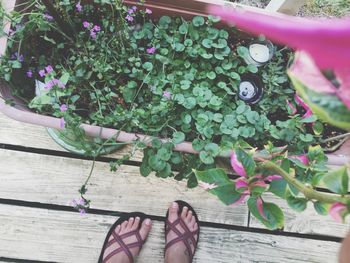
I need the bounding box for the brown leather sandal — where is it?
[165,200,200,262]
[98,212,148,263]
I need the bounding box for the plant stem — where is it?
[41,0,74,38]
[321,132,350,143]
[261,161,350,204]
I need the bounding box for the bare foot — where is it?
[102,216,152,263]
[165,202,199,263]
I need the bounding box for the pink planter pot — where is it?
[0,0,349,166]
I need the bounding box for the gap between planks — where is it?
[0,204,341,263]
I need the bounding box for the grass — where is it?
[303,0,350,17]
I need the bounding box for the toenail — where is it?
[136,217,140,221]
[145,219,151,225]
[172,202,177,208]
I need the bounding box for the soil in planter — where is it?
[0,1,347,160]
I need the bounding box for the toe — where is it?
[132,217,140,230]
[139,218,152,240]
[127,217,134,229]
[190,216,196,229]
[186,210,193,222]
[115,224,121,234]
[121,220,128,231]
[168,202,179,222]
[181,206,188,220]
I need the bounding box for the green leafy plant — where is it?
[0,0,348,227]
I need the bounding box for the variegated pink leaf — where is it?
[208,6,350,69]
[329,202,347,223]
[231,152,247,177]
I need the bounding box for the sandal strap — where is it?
[165,218,198,261]
[103,230,144,263]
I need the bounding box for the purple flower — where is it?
[8,28,15,36]
[90,29,97,39]
[128,8,134,14]
[44,13,54,21]
[45,65,54,74]
[26,70,33,78]
[45,79,65,90]
[132,6,137,11]
[146,47,156,54]
[18,54,24,62]
[39,69,46,77]
[83,21,90,28]
[60,104,68,112]
[125,15,134,22]
[79,208,86,215]
[93,25,101,32]
[145,8,152,14]
[163,91,171,99]
[60,117,66,129]
[76,2,82,12]
[44,80,54,90]
[11,52,24,62]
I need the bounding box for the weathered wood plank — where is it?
[0,205,341,263]
[0,112,143,161]
[265,0,306,15]
[249,193,350,238]
[0,148,248,225]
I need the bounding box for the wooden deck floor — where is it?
[0,111,347,263]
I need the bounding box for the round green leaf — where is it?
[172,131,185,144]
[192,16,205,27]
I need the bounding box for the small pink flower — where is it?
[93,25,101,32]
[329,202,347,223]
[79,208,86,215]
[60,117,66,129]
[39,70,46,77]
[257,197,267,220]
[230,152,246,177]
[26,70,33,78]
[45,65,54,74]
[132,6,137,11]
[146,47,156,54]
[286,100,297,115]
[128,8,134,14]
[163,91,171,99]
[145,8,152,14]
[60,104,68,112]
[198,181,217,190]
[45,80,54,90]
[125,15,134,22]
[8,28,15,36]
[77,198,86,206]
[76,2,82,12]
[90,29,97,39]
[44,13,53,21]
[83,21,90,28]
